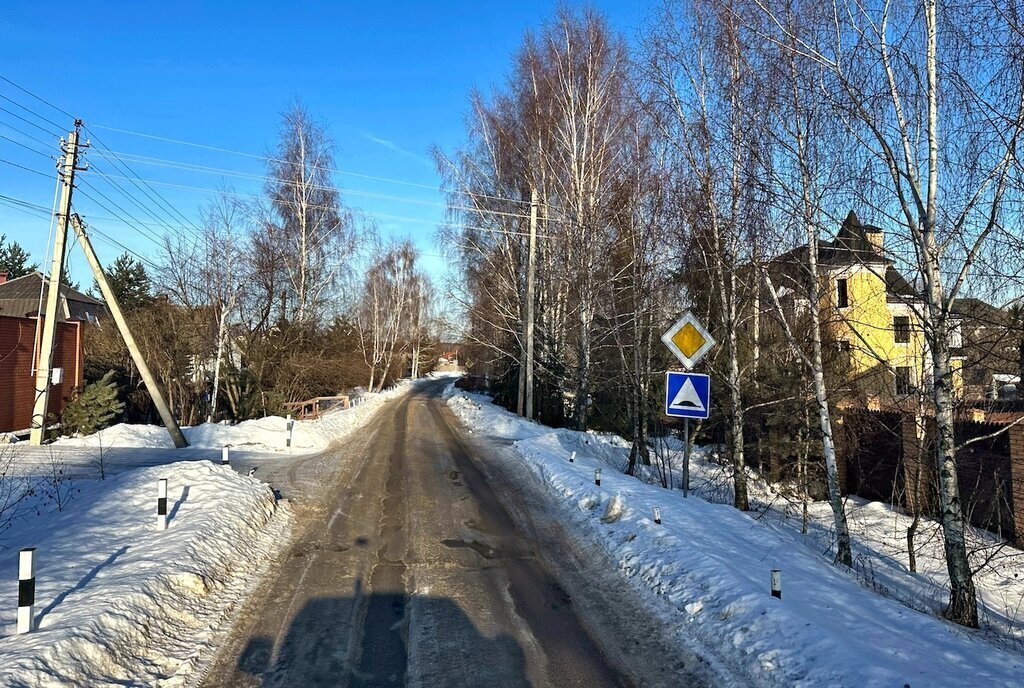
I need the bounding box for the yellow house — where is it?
[773,211,963,406]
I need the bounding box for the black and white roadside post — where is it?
[595,469,601,486]
[221,445,230,465]
[286,414,294,450]
[157,479,168,531]
[17,548,36,634]
[771,569,782,599]
[653,507,662,525]
[569,451,576,463]
[661,312,716,499]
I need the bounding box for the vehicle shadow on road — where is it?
[233,594,531,687]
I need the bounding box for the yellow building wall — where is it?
[822,266,930,401]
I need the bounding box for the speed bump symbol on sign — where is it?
[661,311,716,369]
[665,372,711,419]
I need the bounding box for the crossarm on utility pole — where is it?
[70,214,189,448]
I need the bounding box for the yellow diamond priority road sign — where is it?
[661,311,716,369]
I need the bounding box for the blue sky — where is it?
[0,1,649,287]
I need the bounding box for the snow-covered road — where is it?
[198,378,705,688]
[446,385,1024,688]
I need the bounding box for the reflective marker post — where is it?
[17,548,35,634]
[157,479,168,531]
[771,569,782,599]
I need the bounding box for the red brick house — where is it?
[0,271,99,434]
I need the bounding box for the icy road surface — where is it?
[198,379,713,687]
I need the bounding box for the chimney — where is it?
[865,228,884,254]
[0,271,7,284]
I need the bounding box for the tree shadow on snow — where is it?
[36,544,130,625]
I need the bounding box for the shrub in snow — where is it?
[62,370,125,437]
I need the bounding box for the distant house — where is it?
[951,297,1023,400]
[768,211,965,406]
[0,271,98,434]
[0,271,106,322]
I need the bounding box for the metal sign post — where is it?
[684,419,690,497]
[661,311,716,499]
[665,371,710,497]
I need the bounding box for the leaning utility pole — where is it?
[524,187,539,420]
[30,122,84,445]
[70,214,189,448]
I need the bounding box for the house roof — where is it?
[951,297,1008,324]
[0,271,104,320]
[767,211,921,304]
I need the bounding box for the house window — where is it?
[837,279,849,308]
[948,319,963,349]
[894,316,910,344]
[895,366,913,395]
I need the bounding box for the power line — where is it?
[85,126,205,237]
[80,172,545,237]
[84,164,544,228]
[0,104,60,138]
[84,155,201,243]
[75,181,174,250]
[6,190,165,272]
[0,118,58,149]
[0,156,51,178]
[90,123,445,191]
[0,74,74,121]
[90,123,540,209]
[0,133,52,158]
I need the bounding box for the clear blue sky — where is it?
[0,1,649,287]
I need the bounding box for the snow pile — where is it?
[53,383,412,454]
[447,387,1024,687]
[0,461,289,687]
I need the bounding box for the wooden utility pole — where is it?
[71,214,189,448]
[524,187,539,420]
[30,122,84,445]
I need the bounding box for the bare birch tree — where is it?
[266,102,354,324]
[750,0,1024,626]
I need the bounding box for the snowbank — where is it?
[53,384,411,454]
[446,387,1024,687]
[0,461,289,687]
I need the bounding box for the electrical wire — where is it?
[90,123,444,191]
[0,103,60,138]
[0,133,52,158]
[0,156,51,178]
[85,152,535,221]
[0,77,543,242]
[75,183,175,249]
[0,75,73,122]
[83,155,199,242]
[88,124,539,208]
[85,126,205,237]
[0,118,57,149]
[0,194,163,273]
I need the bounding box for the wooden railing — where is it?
[282,395,351,420]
